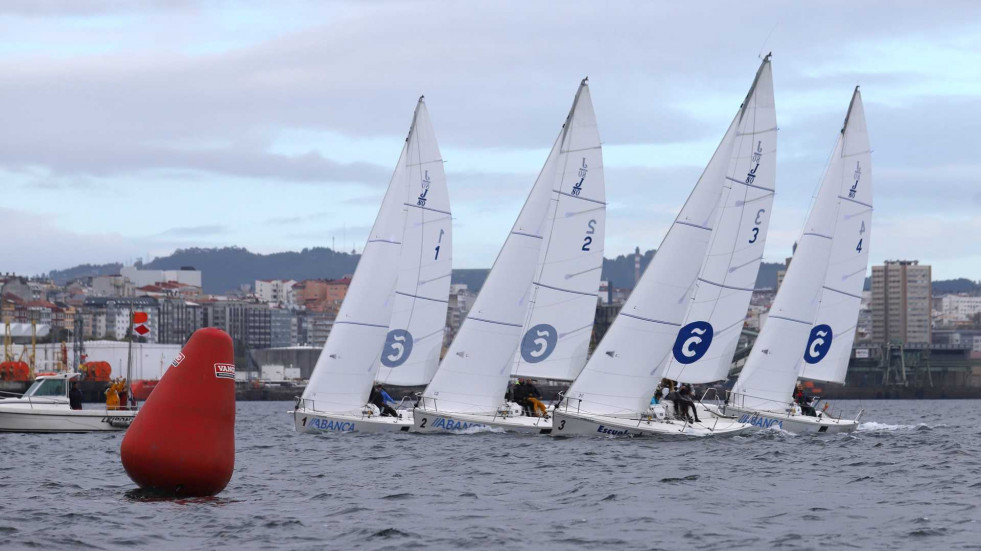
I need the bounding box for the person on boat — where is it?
[69,381,83,410]
[369,384,398,417]
[105,380,120,411]
[523,380,548,418]
[511,379,531,415]
[793,383,817,417]
[118,379,129,411]
[677,384,701,423]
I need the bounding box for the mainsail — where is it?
[799,88,872,384]
[301,98,428,413]
[420,80,595,414]
[733,87,870,411]
[375,99,453,386]
[662,59,777,384]
[564,57,773,417]
[512,79,605,382]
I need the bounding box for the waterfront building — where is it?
[81,296,160,342]
[936,294,981,326]
[255,279,297,307]
[871,260,932,345]
[120,265,202,288]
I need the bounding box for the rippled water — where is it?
[1,400,979,550]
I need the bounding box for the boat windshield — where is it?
[25,378,68,398]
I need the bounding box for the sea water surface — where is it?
[1,400,979,550]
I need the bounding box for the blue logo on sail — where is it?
[803,324,833,364]
[381,329,413,367]
[672,321,713,364]
[520,324,557,363]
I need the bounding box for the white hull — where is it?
[552,404,752,438]
[292,407,413,434]
[0,406,135,433]
[707,404,859,434]
[411,408,552,434]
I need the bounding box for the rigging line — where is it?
[565,265,602,279]
[366,238,402,245]
[467,316,523,328]
[560,145,602,154]
[511,231,543,240]
[619,313,681,327]
[395,291,449,304]
[697,277,755,293]
[725,176,775,193]
[533,280,599,298]
[334,320,389,329]
[554,190,607,205]
[822,285,863,300]
[735,125,778,136]
[837,195,872,209]
[801,232,833,240]
[403,202,451,216]
[675,220,712,231]
[767,314,811,326]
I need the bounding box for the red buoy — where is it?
[121,328,236,496]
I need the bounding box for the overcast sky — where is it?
[0,1,978,280]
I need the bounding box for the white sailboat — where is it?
[718,87,871,434]
[658,54,778,404]
[293,97,451,433]
[0,373,135,432]
[413,79,602,434]
[553,57,774,438]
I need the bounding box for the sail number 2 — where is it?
[582,219,597,251]
[748,209,765,244]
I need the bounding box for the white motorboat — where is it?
[726,87,871,434]
[557,58,774,438]
[294,96,452,434]
[414,78,603,434]
[0,373,135,432]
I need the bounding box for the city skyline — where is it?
[0,2,979,280]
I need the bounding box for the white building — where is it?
[121,266,202,288]
[255,279,297,307]
[937,294,981,325]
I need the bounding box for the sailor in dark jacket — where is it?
[69,381,83,410]
[369,384,398,417]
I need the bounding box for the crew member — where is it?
[677,384,701,423]
[105,380,120,411]
[69,381,83,410]
[523,379,548,418]
[793,383,817,417]
[369,384,398,417]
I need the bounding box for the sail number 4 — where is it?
[582,219,597,251]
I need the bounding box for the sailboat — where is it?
[553,57,775,438]
[658,55,778,411]
[715,87,871,434]
[412,78,603,434]
[293,97,451,433]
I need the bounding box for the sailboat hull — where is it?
[292,407,413,434]
[551,406,752,438]
[410,408,552,434]
[706,404,859,434]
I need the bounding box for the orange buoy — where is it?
[120,328,236,497]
